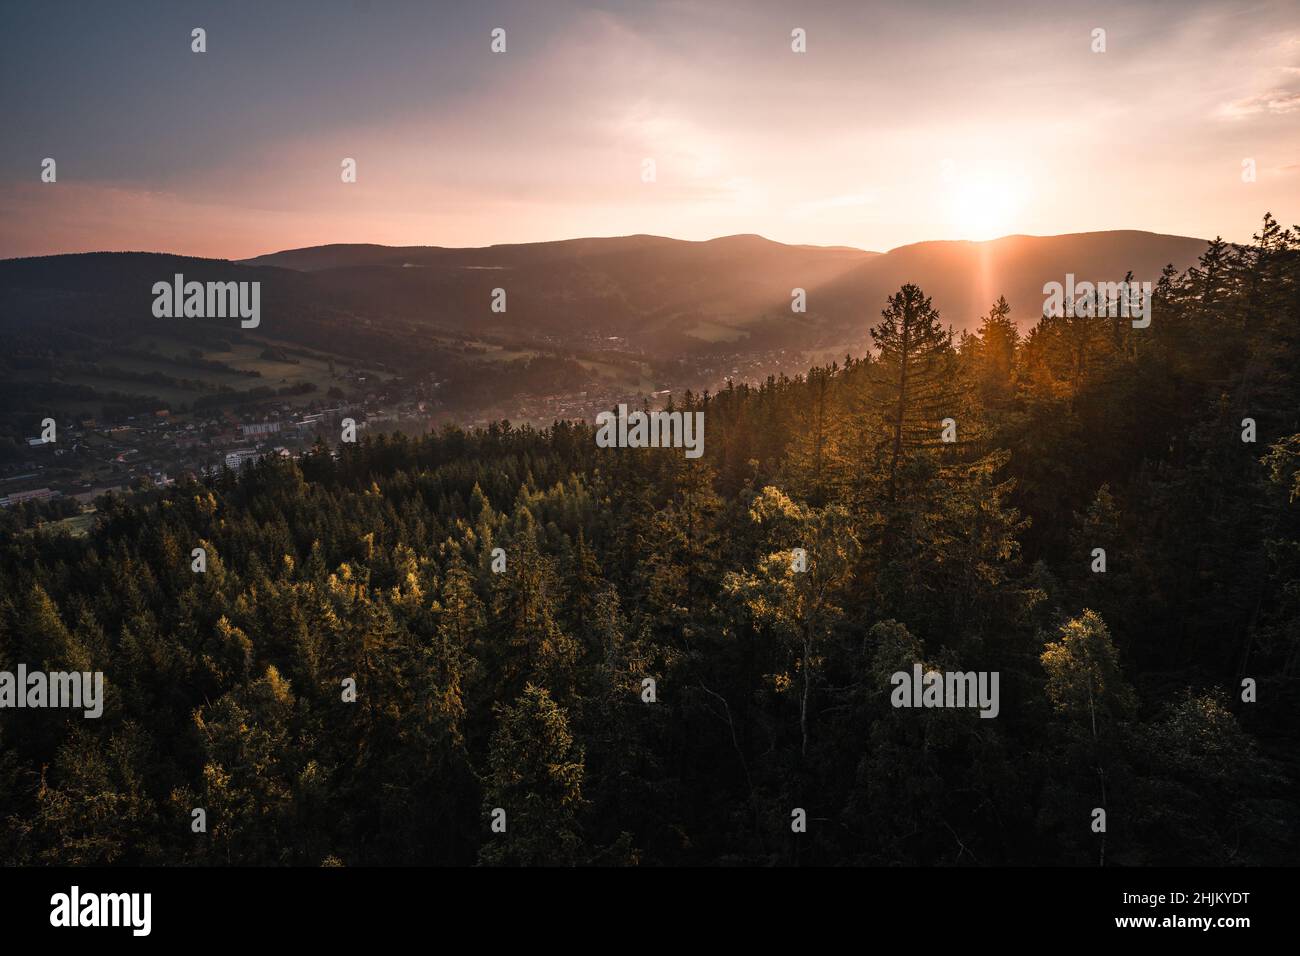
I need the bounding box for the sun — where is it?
[944,169,1029,241]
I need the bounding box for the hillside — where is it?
[0,230,1212,440]
[237,230,1209,350]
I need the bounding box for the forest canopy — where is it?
[1,215,1297,866]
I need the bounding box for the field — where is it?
[11,333,394,422]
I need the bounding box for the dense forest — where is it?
[1,215,1297,866]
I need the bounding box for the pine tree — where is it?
[868,284,964,501]
[479,684,585,866]
[971,295,1019,407]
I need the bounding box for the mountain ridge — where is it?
[1,229,1212,362]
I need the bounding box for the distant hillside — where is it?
[812,230,1210,336]
[238,229,1209,351]
[238,233,880,354]
[1,230,1210,364]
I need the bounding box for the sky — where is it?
[1,0,1297,259]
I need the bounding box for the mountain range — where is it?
[2,230,1211,364]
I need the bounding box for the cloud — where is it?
[1216,88,1300,119]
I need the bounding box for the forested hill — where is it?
[1,216,1296,866]
[2,230,1207,363]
